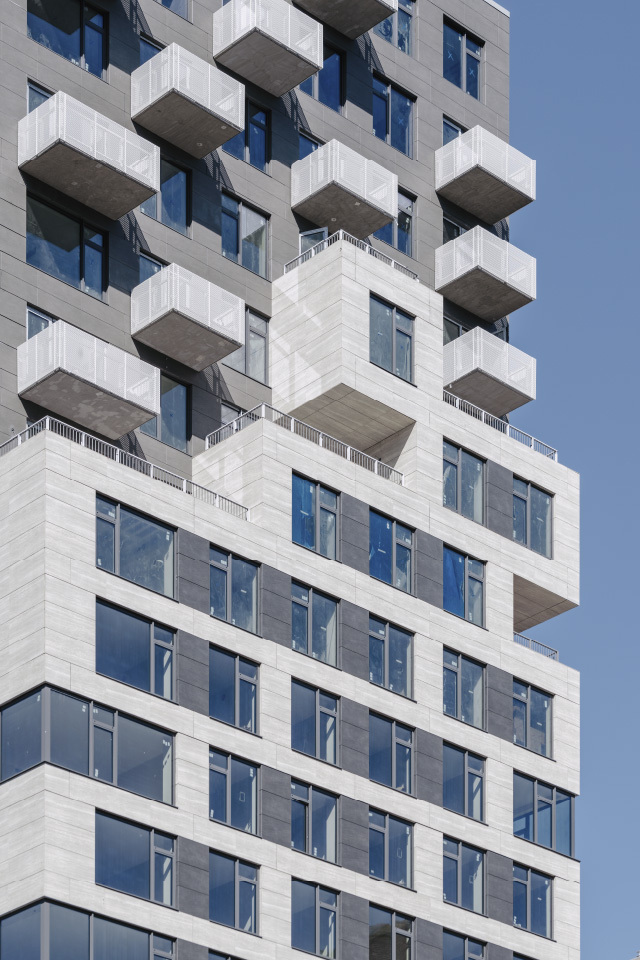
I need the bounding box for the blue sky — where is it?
[498,1,640,957]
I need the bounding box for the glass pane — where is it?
[222,127,245,161]
[461,845,483,912]
[319,50,341,111]
[119,508,174,597]
[513,697,527,747]
[209,852,235,928]
[461,451,484,523]
[389,816,412,886]
[210,564,227,621]
[390,88,412,155]
[291,879,315,954]
[466,50,480,99]
[209,768,227,823]
[538,794,552,848]
[319,507,336,560]
[238,876,256,933]
[117,716,172,803]
[513,495,527,544]
[374,218,393,246]
[291,681,316,757]
[468,770,483,820]
[96,601,150,692]
[1,690,42,780]
[28,83,50,113]
[292,474,316,550]
[312,789,336,861]
[26,197,81,287]
[299,133,317,160]
[319,903,336,959]
[443,851,458,903]
[231,558,258,633]
[231,758,257,833]
[531,871,551,937]
[556,792,572,856]
[139,254,163,284]
[139,37,162,65]
[443,459,457,511]
[467,576,484,626]
[443,744,464,814]
[395,542,411,593]
[50,903,90,960]
[312,592,337,665]
[397,8,411,54]
[529,688,551,756]
[241,205,267,277]
[319,711,336,765]
[443,22,463,87]
[27,0,81,65]
[160,161,187,234]
[443,666,457,718]
[50,690,89,774]
[370,295,393,372]
[373,14,393,43]
[369,713,391,786]
[93,726,113,782]
[372,80,388,142]
[395,741,411,793]
[443,119,461,145]
[210,647,235,725]
[530,486,552,557]
[221,201,239,262]
[239,677,257,733]
[370,511,393,583]
[291,796,307,852]
[398,207,412,255]
[299,74,313,97]
[460,657,483,727]
[247,329,266,382]
[369,822,385,879]
[388,626,411,696]
[369,634,384,687]
[93,917,149,960]
[513,773,534,841]
[159,376,187,452]
[395,328,412,381]
[443,930,465,960]
[154,644,173,699]
[0,902,41,960]
[292,599,309,654]
[443,546,465,618]
[95,812,150,900]
[513,878,527,929]
[84,22,104,76]
[369,905,392,961]
[248,109,267,170]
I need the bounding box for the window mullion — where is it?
[112,710,119,787]
[235,659,240,727]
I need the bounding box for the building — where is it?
[0,0,580,958]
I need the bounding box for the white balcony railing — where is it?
[444,327,536,403]
[443,390,557,461]
[292,139,397,220]
[436,126,535,207]
[436,226,536,303]
[514,633,559,661]
[284,229,418,279]
[213,0,322,69]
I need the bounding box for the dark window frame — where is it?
[443,930,486,959]
[140,158,191,236]
[369,905,414,960]
[372,0,415,55]
[443,316,469,344]
[443,836,485,914]
[209,645,259,734]
[209,749,259,835]
[513,680,553,758]
[369,712,414,795]
[299,44,344,113]
[95,810,176,906]
[443,116,466,144]
[369,509,415,594]
[513,772,575,857]
[373,187,415,258]
[291,879,338,958]
[209,851,259,933]
[368,807,413,888]
[291,680,339,767]
[513,863,553,939]
[222,307,270,385]
[442,648,486,730]
[372,75,414,157]
[513,477,554,558]
[369,293,414,383]
[443,18,483,100]
[291,581,340,668]
[442,440,486,525]
[443,545,485,626]
[368,615,413,698]
[292,472,340,561]
[27,79,53,112]
[139,371,191,453]
[222,100,270,172]
[209,546,260,634]
[95,494,176,599]
[221,191,269,279]
[290,779,339,863]
[153,0,189,22]
[95,598,175,701]
[443,743,485,821]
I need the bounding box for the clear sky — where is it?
[497,1,640,957]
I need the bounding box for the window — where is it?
[369,809,412,887]
[209,750,258,834]
[221,402,243,426]
[291,780,337,862]
[209,647,258,733]
[443,547,484,626]
[513,865,552,938]
[27,196,105,299]
[0,689,42,781]
[96,600,173,699]
[221,193,268,278]
[443,216,466,245]
[373,77,413,156]
[443,930,485,959]
[96,496,174,598]
[139,251,164,283]
[368,616,412,697]
[27,80,52,112]
[513,479,552,558]
[373,189,414,257]
[209,547,259,633]
[140,35,163,64]
[443,838,484,913]
[26,306,55,339]
[369,713,413,793]
[155,0,188,19]
[443,21,482,100]
[299,131,321,160]
[95,812,174,906]
[300,47,342,112]
[209,853,257,933]
[292,474,338,560]
[369,294,413,382]
[0,902,173,960]
[300,227,328,254]
[373,0,414,54]
[140,160,189,235]
[140,374,189,452]
[443,442,484,524]
[444,317,469,344]
[291,582,338,666]
[513,681,551,757]
[291,880,337,959]
[27,0,107,78]
[443,117,465,145]
[291,680,338,765]
[369,510,413,593]
[223,308,269,384]
[442,649,484,728]
[223,102,269,172]
[514,773,573,856]
[443,744,484,820]
[369,906,413,961]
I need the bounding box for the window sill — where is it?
[27,262,106,304]
[371,235,415,262]
[210,612,260,638]
[221,251,269,283]
[208,919,261,939]
[369,681,416,704]
[443,501,486,528]
[373,135,413,161]
[369,573,413,597]
[28,37,110,84]
[293,646,341,673]
[513,833,578,862]
[442,807,487,828]
[290,845,339,868]
[292,539,340,565]
[96,669,176,706]
[370,359,416,388]
[513,924,556,943]
[96,565,178,603]
[442,899,486,918]
[219,360,269,389]
[138,209,190,240]
[512,741,555,763]
[220,151,272,179]
[369,776,415,799]
[209,714,262,739]
[291,747,340,770]
[443,712,487,734]
[512,537,553,562]
[96,882,178,912]
[369,875,416,893]
[209,818,261,841]
[442,608,487,632]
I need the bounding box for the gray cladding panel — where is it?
[340,493,370,576]
[486,851,514,925]
[487,944,515,960]
[177,837,210,921]
[340,796,369,877]
[261,765,291,847]
[487,664,513,743]
[416,728,443,805]
[341,697,370,779]
[415,529,444,608]
[177,630,210,717]
[177,530,210,615]
[416,918,444,960]
[339,891,370,961]
[175,939,209,960]
[486,460,514,540]
[261,564,292,647]
[340,600,370,681]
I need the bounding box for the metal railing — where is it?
[292,139,397,220]
[444,327,536,402]
[443,390,557,460]
[0,417,248,520]
[284,229,418,280]
[213,0,323,68]
[514,633,559,661]
[206,404,404,485]
[436,226,536,302]
[436,126,536,201]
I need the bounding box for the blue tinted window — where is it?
[141,374,189,452]
[443,22,462,86]
[50,690,89,774]
[139,36,162,64]
[223,103,268,171]
[96,498,174,598]
[50,903,90,960]
[209,646,235,725]
[141,160,188,235]
[442,930,465,959]
[27,0,104,76]
[210,853,257,932]
[443,744,465,815]
[373,78,412,156]
[443,546,465,618]
[93,916,149,959]
[369,713,392,786]
[373,78,388,141]
[291,879,315,954]
[292,474,316,551]
[0,903,41,960]
[26,197,104,299]
[157,0,188,18]
[443,21,482,99]
[300,48,341,112]
[291,680,316,757]
[96,813,150,900]
[96,602,150,693]
[117,715,173,803]
[369,510,393,583]
[299,133,318,160]
[1,690,42,781]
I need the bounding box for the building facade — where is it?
[0,0,580,959]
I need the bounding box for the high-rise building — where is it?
[0,0,580,958]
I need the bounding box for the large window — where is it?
[373,77,413,156]
[368,616,412,698]
[443,931,485,960]
[209,646,258,733]
[96,600,174,699]
[369,906,413,961]
[291,780,337,862]
[222,101,269,172]
[369,510,413,593]
[27,0,107,78]
[513,865,552,938]
[369,294,413,382]
[140,159,189,235]
[513,479,552,558]
[292,474,338,560]
[291,680,338,766]
[292,582,338,667]
[221,194,268,278]
[443,21,482,100]
[369,809,412,888]
[443,838,484,913]
[291,880,337,959]
[443,744,484,821]
[513,681,551,757]
[369,713,413,793]
[443,442,484,524]
[209,548,259,633]
[26,196,105,299]
[373,189,414,257]
[209,852,258,933]
[223,308,269,384]
[140,374,189,453]
[96,496,174,598]
[373,0,414,54]
[209,750,258,834]
[443,547,484,626]
[300,47,342,112]
[514,773,573,856]
[95,812,174,906]
[442,649,484,728]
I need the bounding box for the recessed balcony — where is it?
[295,0,397,39]
[18,93,159,220]
[436,126,536,223]
[443,327,536,417]
[291,140,397,239]
[131,44,245,159]
[212,0,323,97]
[435,226,536,321]
[17,322,160,440]
[131,264,244,371]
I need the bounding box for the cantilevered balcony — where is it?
[436,127,536,223]
[131,264,244,371]
[131,44,244,159]
[212,0,322,97]
[291,140,397,239]
[435,227,536,321]
[295,0,397,40]
[17,322,160,440]
[18,93,159,220]
[444,327,536,417]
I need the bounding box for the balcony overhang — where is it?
[514,575,577,634]
[444,327,536,417]
[295,0,398,39]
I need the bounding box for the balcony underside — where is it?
[438,267,533,322]
[20,143,156,220]
[437,165,533,224]
[295,0,395,39]
[133,91,242,159]
[293,183,393,239]
[214,30,318,97]
[133,310,242,371]
[514,575,577,633]
[445,370,532,417]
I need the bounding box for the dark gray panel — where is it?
[416,918,443,960]
[341,796,369,876]
[486,851,513,925]
[177,531,211,613]
[416,729,443,805]
[340,891,370,961]
[177,630,209,716]
[487,943,514,960]
[341,698,369,779]
[177,837,210,921]
[486,461,514,540]
[261,765,291,847]
[340,600,370,681]
[487,664,513,743]
[340,493,370,575]
[415,530,444,608]
[175,939,209,960]
[261,564,292,647]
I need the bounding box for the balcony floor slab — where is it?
[293,182,393,239]
[437,266,533,321]
[514,574,577,633]
[133,310,242,371]
[445,369,532,417]
[133,91,242,159]
[437,165,533,224]
[295,0,395,39]
[214,30,318,97]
